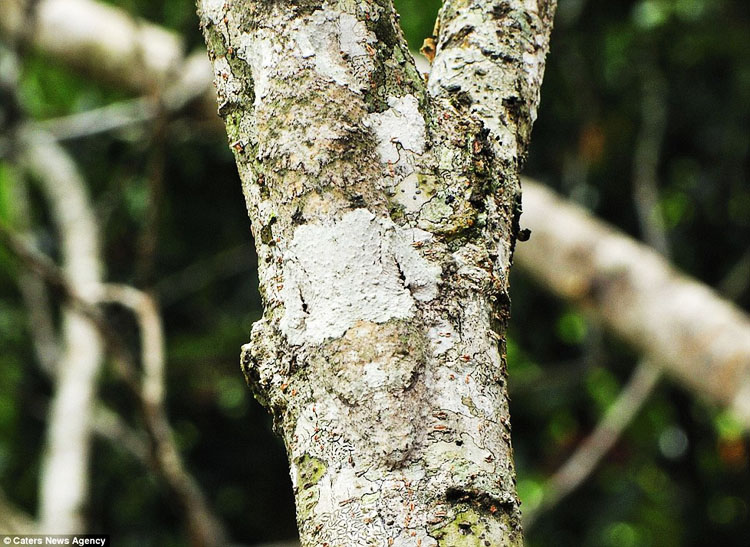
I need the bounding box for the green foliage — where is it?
[0,164,15,223]
[556,309,588,345]
[20,53,124,119]
[0,0,748,545]
[393,0,442,48]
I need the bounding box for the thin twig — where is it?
[94,283,227,546]
[524,361,662,528]
[4,36,106,528]
[11,174,153,527]
[0,222,226,546]
[135,114,167,286]
[10,174,59,376]
[23,49,214,146]
[91,405,150,463]
[525,67,672,529]
[632,64,670,258]
[33,97,158,141]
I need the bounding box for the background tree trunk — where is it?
[198,1,555,545]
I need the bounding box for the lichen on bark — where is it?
[198,0,556,545]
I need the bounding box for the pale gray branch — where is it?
[517,179,750,427]
[523,360,662,529]
[17,128,104,535]
[1,0,181,92]
[429,0,557,163]
[91,405,150,463]
[34,97,157,141]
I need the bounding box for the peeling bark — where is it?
[197,1,555,545]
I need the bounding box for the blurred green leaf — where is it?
[556,310,588,345]
[0,164,15,223]
[585,367,620,413]
[632,0,670,29]
[517,477,545,513]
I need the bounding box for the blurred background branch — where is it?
[523,64,675,528]
[0,0,748,544]
[524,359,662,529]
[0,219,226,545]
[2,36,105,532]
[516,180,750,425]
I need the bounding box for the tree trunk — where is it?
[197,1,555,545]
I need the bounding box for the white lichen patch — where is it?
[316,466,374,514]
[211,56,243,101]
[425,438,496,476]
[279,209,440,345]
[428,320,457,356]
[362,360,388,389]
[290,10,376,93]
[338,13,373,58]
[237,34,279,106]
[200,0,227,24]
[391,228,441,301]
[393,173,426,214]
[291,408,321,472]
[363,94,426,165]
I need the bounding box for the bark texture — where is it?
[197,1,555,545]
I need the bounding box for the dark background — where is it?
[0,0,748,545]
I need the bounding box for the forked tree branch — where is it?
[17,128,105,535]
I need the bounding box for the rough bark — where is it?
[516,180,750,426]
[197,1,555,545]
